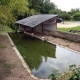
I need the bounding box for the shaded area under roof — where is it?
[16,14,57,27]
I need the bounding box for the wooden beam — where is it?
[41,23,44,33]
[32,28,34,32]
[26,26,32,31]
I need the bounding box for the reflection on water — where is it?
[9,33,80,79]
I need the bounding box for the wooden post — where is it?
[41,23,44,33]
[18,24,20,40]
[32,28,34,32]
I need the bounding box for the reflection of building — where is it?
[16,14,58,35]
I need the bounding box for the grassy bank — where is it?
[0,24,14,34]
[58,26,80,32]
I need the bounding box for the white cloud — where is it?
[50,0,80,11]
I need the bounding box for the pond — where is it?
[9,33,80,79]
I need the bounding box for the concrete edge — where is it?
[33,35,80,55]
[47,40,80,55]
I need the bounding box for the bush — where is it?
[59,13,71,20]
[49,64,80,80]
[69,65,80,80]
[73,12,80,21]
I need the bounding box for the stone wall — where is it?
[50,30,80,42]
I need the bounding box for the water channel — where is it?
[9,33,80,79]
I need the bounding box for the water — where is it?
[9,33,80,79]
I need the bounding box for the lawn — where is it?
[58,26,80,32]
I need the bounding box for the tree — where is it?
[28,0,56,14]
[28,0,42,13]
[0,0,29,29]
[59,12,71,21]
[73,12,80,21]
[68,8,80,20]
[68,8,80,16]
[9,0,29,19]
[0,0,9,5]
[49,9,62,14]
[40,1,56,14]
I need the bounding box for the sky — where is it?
[50,0,80,12]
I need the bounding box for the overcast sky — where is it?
[50,0,80,12]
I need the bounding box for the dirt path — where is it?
[0,33,37,80]
[57,21,80,28]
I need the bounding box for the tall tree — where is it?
[40,0,56,14]
[28,0,56,14]
[49,9,62,14]
[28,0,43,13]
[73,12,80,21]
[0,0,29,26]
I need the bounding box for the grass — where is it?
[4,25,14,32]
[0,24,14,34]
[0,45,7,49]
[58,26,80,32]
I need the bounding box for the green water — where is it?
[9,33,80,79]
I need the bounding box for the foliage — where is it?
[0,24,14,34]
[49,8,80,21]
[40,1,56,14]
[0,0,29,29]
[0,0,9,5]
[69,64,80,80]
[48,69,60,80]
[29,9,36,16]
[49,9,62,14]
[0,5,15,25]
[48,64,80,80]
[49,9,71,20]
[10,0,29,18]
[68,8,80,16]
[28,0,41,12]
[28,0,56,14]
[73,12,80,21]
[59,12,71,20]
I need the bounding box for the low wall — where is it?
[50,30,80,42]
